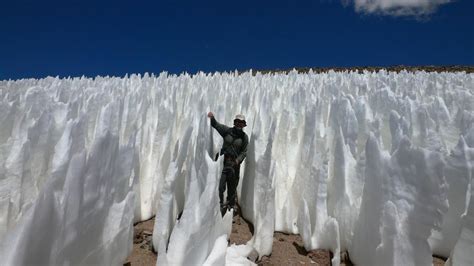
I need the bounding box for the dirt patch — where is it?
[433,256,447,266]
[124,218,157,266]
[230,212,331,265]
[257,232,331,265]
[229,213,254,245]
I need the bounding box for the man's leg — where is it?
[226,176,236,209]
[227,165,240,209]
[218,170,227,206]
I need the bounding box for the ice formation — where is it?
[0,70,473,265]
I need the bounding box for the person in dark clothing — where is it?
[207,112,249,213]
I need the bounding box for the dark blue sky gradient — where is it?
[1,0,472,80]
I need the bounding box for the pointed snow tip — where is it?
[382,201,399,223]
[366,132,380,155]
[367,132,377,145]
[389,109,400,120]
[457,135,467,147]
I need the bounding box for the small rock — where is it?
[133,236,142,244]
[307,249,331,266]
[340,251,350,263]
[433,256,446,266]
[143,230,152,235]
[279,238,284,242]
[247,249,259,262]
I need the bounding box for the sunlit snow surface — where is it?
[0,70,473,265]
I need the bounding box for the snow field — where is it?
[0,70,473,265]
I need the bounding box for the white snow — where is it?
[0,70,473,265]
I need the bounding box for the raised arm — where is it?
[208,112,230,137]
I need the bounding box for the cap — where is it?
[235,114,246,121]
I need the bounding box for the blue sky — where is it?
[0,0,472,80]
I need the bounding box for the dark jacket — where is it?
[211,117,249,164]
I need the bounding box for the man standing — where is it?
[207,112,249,214]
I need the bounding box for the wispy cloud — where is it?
[342,0,453,17]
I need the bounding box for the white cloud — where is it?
[344,0,453,17]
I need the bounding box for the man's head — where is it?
[233,114,247,129]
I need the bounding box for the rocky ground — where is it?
[124,218,156,266]
[229,214,333,265]
[124,212,446,265]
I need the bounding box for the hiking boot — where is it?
[220,202,228,216]
[228,204,240,215]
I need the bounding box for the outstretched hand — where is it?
[207,111,214,118]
